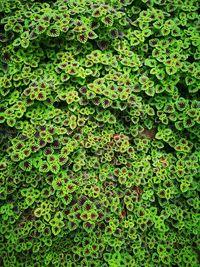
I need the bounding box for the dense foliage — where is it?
[0,0,199,266]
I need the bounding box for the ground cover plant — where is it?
[0,0,199,266]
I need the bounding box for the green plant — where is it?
[0,0,199,266]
